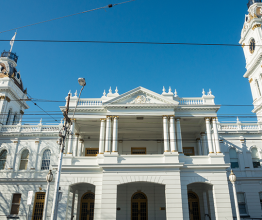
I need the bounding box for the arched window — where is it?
[19,149,29,170]
[41,149,51,170]
[6,109,11,125]
[229,148,239,168]
[251,148,261,168]
[0,149,7,170]
[131,192,147,220]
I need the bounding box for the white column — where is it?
[200,132,208,155]
[71,191,76,220]
[78,139,84,156]
[105,116,112,152]
[205,118,214,154]
[73,191,78,219]
[212,118,221,153]
[176,118,183,153]
[112,116,119,152]
[67,120,75,154]
[99,119,106,154]
[169,116,177,152]
[73,133,79,156]
[196,138,202,155]
[163,116,170,152]
[203,192,209,216]
[12,141,19,171]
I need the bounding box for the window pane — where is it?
[12,194,21,204]
[10,204,20,215]
[0,150,7,159]
[21,150,29,159]
[253,162,261,168]
[237,193,245,203]
[239,204,247,215]
[41,150,51,170]
[229,148,237,158]
[19,160,28,170]
[259,192,262,201]
[42,150,51,160]
[231,162,239,168]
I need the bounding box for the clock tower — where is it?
[240,0,262,121]
[0,50,29,125]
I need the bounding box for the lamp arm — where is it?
[72,86,84,120]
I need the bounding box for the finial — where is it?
[103,90,106,97]
[74,90,78,97]
[169,86,172,93]
[202,89,205,96]
[18,118,22,125]
[115,86,118,94]
[109,87,112,94]
[208,89,212,95]
[162,86,166,93]
[174,89,178,97]
[68,90,72,95]
[39,118,42,125]
[60,118,63,125]
[237,117,240,123]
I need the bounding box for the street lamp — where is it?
[50,78,86,220]
[229,170,240,220]
[43,170,53,220]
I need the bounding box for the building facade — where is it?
[1,1,262,220]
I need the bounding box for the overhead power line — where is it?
[0,39,252,47]
[0,0,135,34]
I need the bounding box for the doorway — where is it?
[131,192,147,220]
[80,192,95,220]
[188,191,200,220]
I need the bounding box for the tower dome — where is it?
[248,0,262,9]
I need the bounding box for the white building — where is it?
[1,1,262,220]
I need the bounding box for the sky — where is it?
[0,0,254,124]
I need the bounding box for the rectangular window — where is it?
[32,192,45,220]
[10,194,21,215]
[183,147,195,156]
[131,148,146,155]
[237,193,248,215]
[85,148,99,156]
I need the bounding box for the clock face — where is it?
[250,38,256,54]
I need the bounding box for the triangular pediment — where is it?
[103,87,179,106]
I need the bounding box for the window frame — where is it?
[19,149,29,170]
[41,149,51,170]
[131,147,146,155]
[10,193,21,215]
[0,149,7,170]
[229,148,239,169]
[183,147,195,156]
[259,192,262,210]
[251,147,261,168]
[85,148,99,156]
[237,192,248,216]
[6,109,11,125]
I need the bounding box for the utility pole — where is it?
[50,93,71,220]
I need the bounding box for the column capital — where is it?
[175,118,181,121]
[162,115,169,118]
[169,115,175,118]
[200,132,206,136]
[212,117,218,121]
[79,139,84,143]
[219,139,223,143]
[113,116,119,119]
[204,117,211,121]
[71,118,76,121]
[196,138,200,141]
[75,133,79,136]
[100,118,106,121]
[106,116,112,119]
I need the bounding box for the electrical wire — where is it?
[0,39,255,47]
[0,0,135,34]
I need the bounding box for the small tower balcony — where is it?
[1,50,18,63]
[248,0,262,8]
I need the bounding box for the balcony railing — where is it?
[1,50,18,63]
[247,0,262,8]
[0,124,62,133]
[217,122,262,132]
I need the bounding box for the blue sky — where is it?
[0,0,254,123]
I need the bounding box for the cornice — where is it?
[244,50,262,78]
